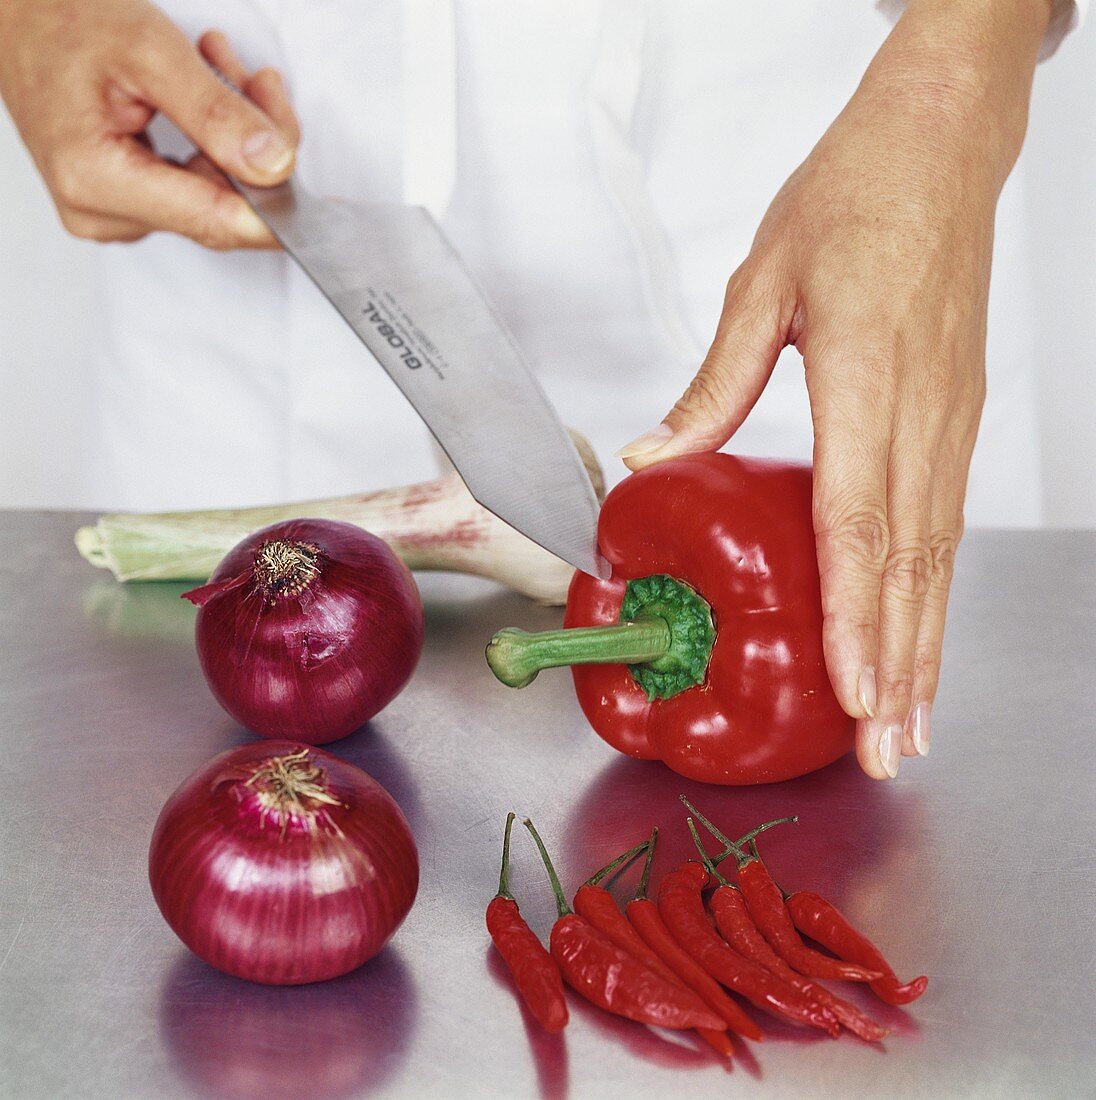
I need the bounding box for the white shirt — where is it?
[86,1,1083,527]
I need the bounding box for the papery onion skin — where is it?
[185,519,424,744]
[149,741,419,985]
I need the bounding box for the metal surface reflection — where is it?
[159,950,416,1100]
[562,752,924,899]
[82,579,196,642]
[4,517,1094,1098]
[485,948,570,1100]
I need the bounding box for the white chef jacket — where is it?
[86,1,1083,527]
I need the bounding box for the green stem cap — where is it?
[485,573,715,701]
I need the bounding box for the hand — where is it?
[618,0,1052,778]
[0,0,300,249]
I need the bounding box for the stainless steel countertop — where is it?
[1,513,1093,1099]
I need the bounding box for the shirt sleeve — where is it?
[875,1,1085,61]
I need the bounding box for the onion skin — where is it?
[185,519,424,744]
[149,741,419,985]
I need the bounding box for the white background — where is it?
[0,20,1092,526]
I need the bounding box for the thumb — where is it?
[618,272,788,470]
[129,25,297,186]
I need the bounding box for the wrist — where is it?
[861,0,1050,188]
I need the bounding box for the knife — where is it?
[224,171,609,580]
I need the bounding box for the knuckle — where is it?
[130,23,171,69]
[46,155,86,210]
[818,508,890,575]
[929,531,960,586]
[723,265,763,311]
[882,548,933,601]
[184,188,248,250]
[194,86,240,139]
[673,367,734,423]
[58,210,105,241]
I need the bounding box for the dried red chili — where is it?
[683,798,881,984]
[485,813,568,1033]
[686,821,888,1043]
[785,890,928,1006]
[524,819,725,1033]
[625,830,764,1044]
[657,859,841,1037]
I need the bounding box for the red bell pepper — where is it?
[486,453,853,784]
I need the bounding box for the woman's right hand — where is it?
[0,0,299,249]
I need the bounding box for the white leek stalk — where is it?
[76,433,605,605]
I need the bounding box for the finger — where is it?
[860,451,934,776]
[198,29,250,87]
[57,208,150,244]
[905,436,973,758]
[810,391,891,777]
[617,266,789,469]
[245,68,301,147]
[90,140,277,249]
[127,24,296,185]
[199,31,301,150]
[179,150,234,187]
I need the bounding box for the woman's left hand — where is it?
[619,0,1053,779]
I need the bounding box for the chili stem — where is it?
[495,811,517,900]
[524,819,572,919]
[586,838,651,887]
[634,827,659,901]
[686,818,731,888]
[487,618,672,688]
[735,817,798,850]
[680,795,798,867]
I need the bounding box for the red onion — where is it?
[149,741,418,985]
[183,519,424,743]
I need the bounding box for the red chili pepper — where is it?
[485,813,568,1033]
[657,860,841,1037]
[685,799,882,984]
[523,819,725,1033]
[625,831,764,1044]
[684,822,888,1043]
[785,891,928,1006]
[485,454,854,785]
[572,831,738,1059]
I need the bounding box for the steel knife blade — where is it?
[230,176,609,580]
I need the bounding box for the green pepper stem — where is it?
[523,818,572,919]
[586,838,651,887]
[486,618,671,688]
[495,811,517,900]
[686,818,731,887]
[634,827,659,901]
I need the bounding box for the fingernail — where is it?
[242,129,293,174]
[857,667,877,718]
[615,423,673,460]
[878,724,901,778]
[911,702,931,757]
[235,205,269,240]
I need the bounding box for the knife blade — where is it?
[230,175,609,580]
